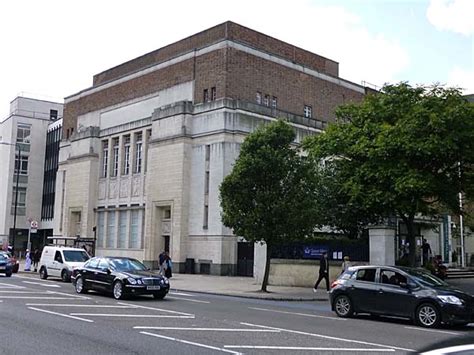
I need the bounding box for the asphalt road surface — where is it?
[1,274,473,355]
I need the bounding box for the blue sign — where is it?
[303,245,329,259]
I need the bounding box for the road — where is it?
[0,274,472,354]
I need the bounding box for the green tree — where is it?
[304,83,474,266]
[220,120,318,291]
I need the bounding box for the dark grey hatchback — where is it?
[330,265,474,328]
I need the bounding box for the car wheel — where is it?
[153,293,166,300]
[75,276,88,294]
[113,281,125,300]
[6,271,12,277]
[61,269,70,282]
[39,267,48,280]
[334,295,354,318]
[416,303,440,328]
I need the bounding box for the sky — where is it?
[0,0,472,119]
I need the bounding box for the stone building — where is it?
[56,21,369,275]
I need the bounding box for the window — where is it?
[205,145,210,162]
[123,135,131,175]
[271,96,278,109]
[118,210,127,248]
[101,141,109,178]
[50,109,58,120]
[354,268,376,282]
[203,89,209,102]
[15,154,28,175]
[112,138,119,177]
[380,269,407,286]
[256,92,262,105]
[164,208,171,219]
[97,211,105,248]
[130,210,140,248]
[107,211,116,248]
[211,87,216,101]
[134,133,143,174]
[12,187,27,208]
[16,124,31,143]
[263,95,269,107]
[203,205,209,229]
[54,251,63,263]
[304,105,312,118]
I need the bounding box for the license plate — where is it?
[147,286,160,290]
[0,266,5,270]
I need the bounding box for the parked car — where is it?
[0,253,13,277]
[72,256,170,300]
[330,265,474,328]
[39,246,90,282]
[0,251,19,273]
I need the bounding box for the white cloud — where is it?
[0,0,410,118]
[427,0,474,36]
[447,66,474,93]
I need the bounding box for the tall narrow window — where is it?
[256,92,262,105]
[102,141,109,178]
[134,133,143,174]
[271,96,278,109]
[203,205,209,229]
[263,95,269,107]
[50,109,58,120]
[304,105,312,118]
[15,154,28,175]
[12,187,27,208]
[118,210,127,248]
[97,211,105,248]
[107,211,116,248]
[112,138,119,177]
[211,87,216,101]
[16,124,31,143]
[130,209,140,248]
[203,89,209,102]
[123,135,131,175]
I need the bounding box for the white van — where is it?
[39,246,90,282]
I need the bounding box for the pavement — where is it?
[16,259,328,301]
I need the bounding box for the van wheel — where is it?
[113,281,125,300]
[39,267,48,280]
[416,303,440,328]
[61,269,70,282]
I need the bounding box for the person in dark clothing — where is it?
[164,252,172,278]
[33,249,41,272]
[313,252,329,292]
[158,251,166,275]
[422,238,432,266]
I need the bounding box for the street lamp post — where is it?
[0,141,21,253]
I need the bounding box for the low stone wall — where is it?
[263,258,368,287]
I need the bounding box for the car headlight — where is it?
[437,295,463,305]
[127,278,137,285]
[136,279,143,285]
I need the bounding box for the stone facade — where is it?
[56,22,368,275]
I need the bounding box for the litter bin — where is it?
[185,258,195,274]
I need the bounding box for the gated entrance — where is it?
[237,242,254,277]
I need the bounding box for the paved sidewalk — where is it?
[16,259,329,301]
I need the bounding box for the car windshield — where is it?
[63,250,90,262]
[109,258,147,272]
[403,268,448,287]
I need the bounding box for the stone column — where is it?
[369,226,396,265]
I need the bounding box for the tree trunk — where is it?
[261,245,271,292]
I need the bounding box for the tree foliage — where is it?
[304,83,474,266]
[220,120,318,291]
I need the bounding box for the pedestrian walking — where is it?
[33,248,41,272]
[164,252,173,279]
[24,249,32,271]
[158,250,166,275]
[422,238,432,266]
[313,251,329,292]
[341,256,351,274]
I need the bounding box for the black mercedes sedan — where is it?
[330,265,474,328]
[71,256,169,300]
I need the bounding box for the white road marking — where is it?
[28,306,93,323]
[241,322,415,352]
[14,275,59,284]
[167,296,210,304]
[224,346,395,352]
[0,282,25,289]
[70,313,195,318]
[140,331,242,355]
[26,304,135,308]
[169,291,195,296]
[0,290,53,294]
[0,296,85,299]
[249,307,346,321]
[22,281,61,288]
[48,291,90,299]
[404,326,461,336]
[133,327,280,332]
[117,302,193,316]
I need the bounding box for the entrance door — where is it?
[237,242,254,277]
